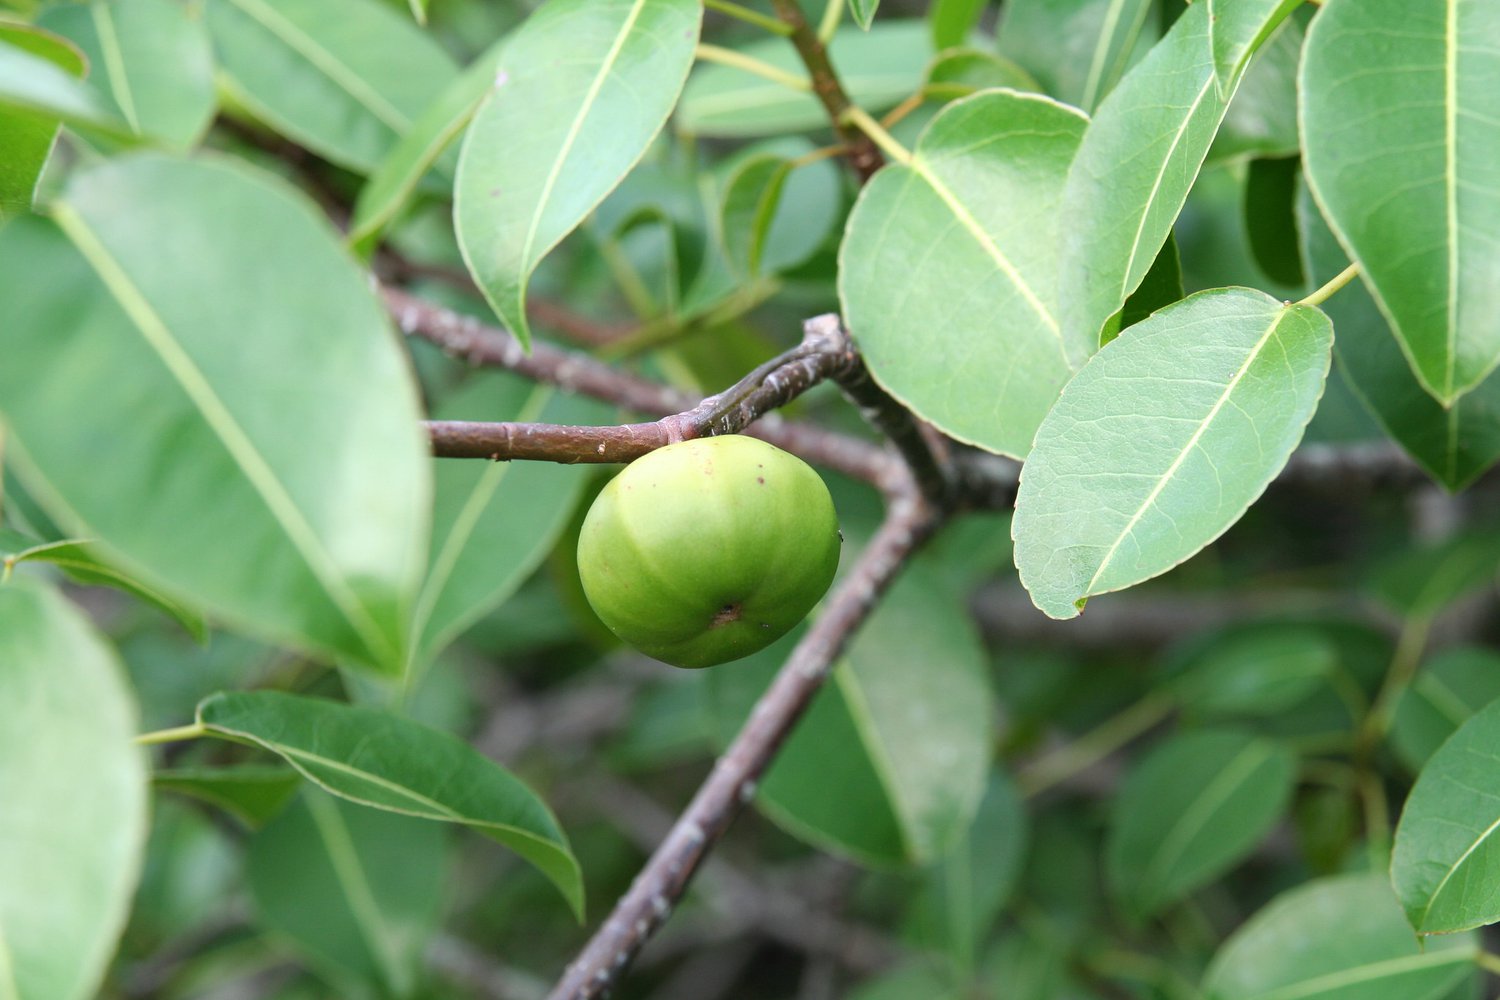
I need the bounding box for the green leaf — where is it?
[1391,648,1500,773]
[1172,626,1338,720]
[196,690,583,917]
[1107,729,1295,919]
[718,142,840,278]
[38,0,215,149]
[677,19,929,137]
[1058,0,1298,349]
[455,0,701,348]
[1393,696,1500,933]
[1110,231,1184,342]
[1299,181,1500,490]
[0,154,430,673]
[1367,531,1500,622]
[1300,0,1500,404]
[0,582,147,1000]
[1013,288,1332,620]
[155,765,302,829]
[922,48,1040,100]
[0,529,207,640]
[707,567,991,865]
[840,89,1089,459]
[905,770,1027,973]
[850,0,879,30]
[206,0,459,173]
[929,0,986,50]
[997,0,1157,111]
[247,790,447,997]
[1203,874,1478,999]
[413,371,609,669]
[0,23,83,217]
[1243,156,1304,287]
[348,37,507,253]
[1207,12,1303,164]
[0,33,132,139]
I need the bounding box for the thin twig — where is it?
[426,323,850,463]
[545,494,941,1000]
[382,287,893,486]
[769,0,884,183]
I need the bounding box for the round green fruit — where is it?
[576,435,841,669]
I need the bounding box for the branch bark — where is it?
[545,493,941,1000]
[384,287,893,486]
[769,0,884,183]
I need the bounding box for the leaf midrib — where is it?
[515,0,650,317]
[228,0,410,133]
[1249,946,1473,1000]
[1084,304,1289,594]
[1136,741,1275,906]
[52,204,396,667]
[909,156,1066,364]
[205,721,564,854]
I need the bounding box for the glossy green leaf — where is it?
[849,965,962,1000]
[1368,531,1500,622]
[923,48,1040,100]
[1172,626,1338,720]
[196,690,583,917]
[0,24,83,217]
[841,90,1089,459]
[906,770,1027,972]
[1059,0,1298,349]
[0,582,147,1000]
[0,33,131,138]
[850,0,879,30]
[1391,648,1500,772]
[207,0,459,173]
[1299,182,1500,489]
[456,0,700,348]
[0,529,206,640]
[1300,0,1500,404]
[677,20,929,137]
[155,765,302,829]
[1393,697,1500,933]
[38,0,215,148]
[348,38,507,252]
[997,0,1156,111]
[1244,156,1304,287]
[1107,729,1294,919]
[707,568,991,865]
[1204,874,1478,999]
[1208,12,1303,164]
[1013,289,1332,620]
[247,790,446,997]
[1111,231,1184,341]
[0,154,429,673]
[413,371,609,669]
[929,0,986,50]
[718,143,840,278]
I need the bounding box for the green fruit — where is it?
[576,435,841,668]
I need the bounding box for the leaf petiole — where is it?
[840,104,912,165]
[134,722,207,746]
[704,0,793,36]
[1297,261,1360,308]
[694,43,811,92]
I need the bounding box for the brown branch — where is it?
[383,287,893,486]
[769,0,884,184]
[545,493,941,1000]
[804,315,955,505]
